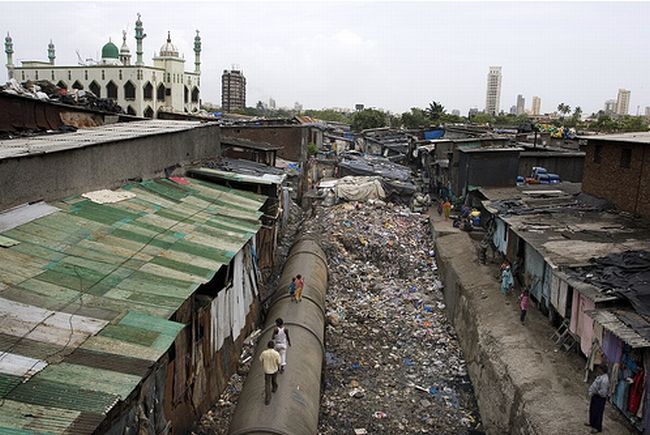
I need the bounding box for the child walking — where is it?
[294,274,304,302]
[288,277,297,302]
[519,290,529,323]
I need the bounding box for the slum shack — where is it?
[188,158,289,285]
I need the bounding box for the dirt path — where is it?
[434,223,633,435]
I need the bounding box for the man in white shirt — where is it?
[586,364,609,433]
[259,340,281,405]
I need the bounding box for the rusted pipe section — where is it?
[229,237,328,435]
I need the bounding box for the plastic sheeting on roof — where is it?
[570,250,650,318]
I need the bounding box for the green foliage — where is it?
[351,108,387,131]
[469,112,495,125]
[307,142,318,156]
[439,113,465,124]
[426,101,446,122]
[557,103,571,118]
[303,109,351,124]
[401,108,430,129]
[588,115,649,133]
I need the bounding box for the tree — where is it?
[619,115,649,133]
[401,108,430,129]
[303,109,351,124]
[557,103,571,118]
[470,112,494,125]
[351,108,387,131]
[573,106,583,120]
[425,101,446,123]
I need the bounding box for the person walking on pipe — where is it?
[272,318,292,373]
[294,274,305,302]
[259,340,281,405]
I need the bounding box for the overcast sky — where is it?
[1,1,649,115]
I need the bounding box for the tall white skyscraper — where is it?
[485,66,502,115]
[516,94,525,115]
[531,96,541,115]
[615,89,631,115]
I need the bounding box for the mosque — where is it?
[4,14,202,118]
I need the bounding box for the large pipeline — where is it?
[229,237,328,435]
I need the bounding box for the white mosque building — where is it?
[4,14,202,118]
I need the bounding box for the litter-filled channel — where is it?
[306,201,483,434]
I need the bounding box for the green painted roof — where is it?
[101,40,119,59]
[0,177,266,433]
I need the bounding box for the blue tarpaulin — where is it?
[424,129,445,140]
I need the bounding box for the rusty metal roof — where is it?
[0,176,266,433]
[0,120,205,160]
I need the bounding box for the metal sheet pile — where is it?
[306,201,482,434]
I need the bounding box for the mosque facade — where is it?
[4,14,201,118]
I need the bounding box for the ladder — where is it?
[550,319,577,352]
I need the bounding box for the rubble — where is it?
[1,78,124,113]
[303,201,483,434]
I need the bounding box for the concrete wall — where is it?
[0,124,220,210]
[582,141,650,219]
[518,154,585,182]
[220,125,310,162]
[434,231,628,435]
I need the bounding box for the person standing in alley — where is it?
[294,274,304,302]
[272,318,292,373]
[518,290,529,323]
[500,265,514,295]
[586,364,609,433]
[442,199,452,220]
[259,340,281,405]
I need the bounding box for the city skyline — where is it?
[1,2,649,115]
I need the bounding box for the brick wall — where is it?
[582,141,650,219]
[221,125,308,162]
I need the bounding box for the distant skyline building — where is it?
[221,68,246,112]
[615,88,631,115]
[451,109,460,116]
[509,105,517,115]
[268,97,276,110]
[645,106,650,118]
[604,99,616,115]
[531,96,541,115]
[468,107,479,117]
[484,66,502,115]
[516,94,525,115]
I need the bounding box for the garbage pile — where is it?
[1,79,123,113]
[304,201,482,434]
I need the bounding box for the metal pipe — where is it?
[228,237,328,435]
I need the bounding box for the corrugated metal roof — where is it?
[0,176,266,433]
[0,120,206,160]
[587,309,650,348]
[189,167,286,186]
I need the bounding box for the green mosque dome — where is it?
[101,40,119,59]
